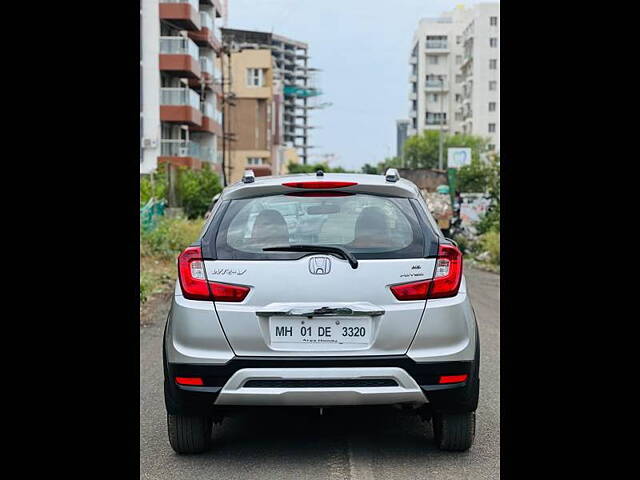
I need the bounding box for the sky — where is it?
[228,0,489,171]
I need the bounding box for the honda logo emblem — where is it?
[309,256,331,275]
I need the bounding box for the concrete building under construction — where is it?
[221,28,321,164]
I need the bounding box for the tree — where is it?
[376,156,403,173]
[140,164,222,219]
[402,131,491,169]
[178,166,223,219]
[361,163,379,174]
[457,152,499,193]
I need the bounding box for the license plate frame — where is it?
[269,317,371,345]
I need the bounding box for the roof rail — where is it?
[242,169,255,183]
[385,168,400,183]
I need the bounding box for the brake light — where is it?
[176,377,204,386]
[282,181,357,189]
[285,191,353,197]
[209,282,250,302]
[429,244,463,299]
[177,246,250,302]
[389,244,463,301]
[178,246,210,300]
[390,280,429,301]
[438,374,468,384]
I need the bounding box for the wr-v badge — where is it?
[309,256,331,275]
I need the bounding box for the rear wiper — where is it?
[263,245,358,269]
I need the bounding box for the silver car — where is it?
[163,169,479,453]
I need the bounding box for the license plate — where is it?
[269,317,371,345]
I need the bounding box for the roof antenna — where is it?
[316,169,324,177]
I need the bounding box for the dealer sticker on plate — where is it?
[269,317,371,345]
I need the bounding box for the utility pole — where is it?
[438,74,444,170]
[220,44,229,187]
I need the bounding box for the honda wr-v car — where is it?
[163,169,480,453]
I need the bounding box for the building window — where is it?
[490,16,498,26]
[431,94,439,102]
[488,123,496,133]
[489,80,497,90]
[247,157,265,165]
[455,94,462,103]
[490,37,498,48]
[456,35,462,45]
[489,102,496,112]
[488,144,496,151]
[489,59,497,69]
[247,68,265,87]
[456,74,463,84]
[456,55,462,64]
[428,55,439,65]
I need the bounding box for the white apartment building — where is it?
[140,0,227,175]
[408,3,499,153]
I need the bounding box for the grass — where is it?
[140,216,205,305]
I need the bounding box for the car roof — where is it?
[220,172,421,200]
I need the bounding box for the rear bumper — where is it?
[215,367,426,406]
[164,355,478,414]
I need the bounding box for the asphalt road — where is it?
[140,267,500,479]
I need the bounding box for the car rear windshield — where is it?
[209,193,433,260]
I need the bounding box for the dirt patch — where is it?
[140,289,173,327]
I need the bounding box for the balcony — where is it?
[409,56,417,65]
[200,56,213,78]
[190,101,222,135]
[159,36,201,79]
[160,88,202,126]
[409,73,417,83]
[409,92,417,100]
[187,11,222,51]
[158,139,203,169]
[425,41,448,52]
[199,0,223,17]
[159,0,200,31]
[425,79,449,91]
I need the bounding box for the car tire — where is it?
[167,413,213,454]
[433,410,476,451]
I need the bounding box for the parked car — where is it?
[164,169,480,453]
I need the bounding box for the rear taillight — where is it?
[428,244,463,299]
[209,282,250,302]
[389,280,430,301]
[282,181,358,189]
[175,377,204,386]
[178,246,210,300]
[390,244,463,301]
[438,374,468,384]
[177,246,250,302]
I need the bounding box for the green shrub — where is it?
[453,234,477,256]
[479,230,500,265]
[140,164,222,218]
[140,164,168,205]
[179,167,222,218]
[140,217,204,259]
[140,271,153,303]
